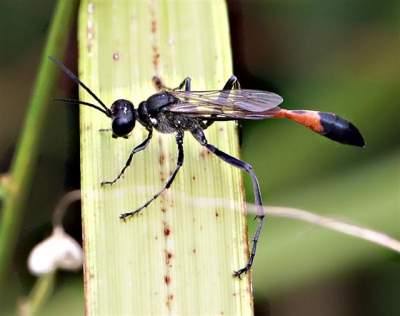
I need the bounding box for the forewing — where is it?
[169,89,283,119]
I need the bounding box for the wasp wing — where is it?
[169,89,283,119]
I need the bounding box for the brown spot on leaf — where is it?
[164,275,170,284]
[160,171,166,183]
[200,148,211,159]
[166,294,174,309]
[166,252,172,264]
[164,227,170,236]
[152,45,160,71]
[157,135,163,146]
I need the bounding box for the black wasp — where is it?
[50,56,365,278]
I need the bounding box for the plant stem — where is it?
[0,0,77,288]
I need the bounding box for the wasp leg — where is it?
[120,131,184,219]
[191,127,264,278]
[152,76,192,92]
[222,75,241,90]
[101,130,153,186]
[203,75,242,129]
[206,143,264,278]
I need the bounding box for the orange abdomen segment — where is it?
[274,110,365,147]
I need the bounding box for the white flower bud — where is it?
[28,227,83,276]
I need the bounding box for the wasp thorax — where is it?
[110,99,136,138]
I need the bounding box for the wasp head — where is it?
[48,57,139,139]
[110,99,136,138]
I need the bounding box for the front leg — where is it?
[120,131,185,219]
[101,130,153,186]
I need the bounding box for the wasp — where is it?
[50,56,364,278]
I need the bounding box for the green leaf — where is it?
[79,0,253,314]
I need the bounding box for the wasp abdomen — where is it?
[318,112,365,147]
[277,109,365,147]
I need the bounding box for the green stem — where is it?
[19,272,55,316]
[0,0,77,287]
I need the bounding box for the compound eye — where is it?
[110,99,135,137]
[112,116,135,137]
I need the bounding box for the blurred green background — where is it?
[0,0,398,315]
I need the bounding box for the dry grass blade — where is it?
[258,206,400,253]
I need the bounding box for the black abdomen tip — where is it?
[319,112,365,147]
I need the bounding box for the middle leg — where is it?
[203,75,242,129]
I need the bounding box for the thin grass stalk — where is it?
[0,0,77,287]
